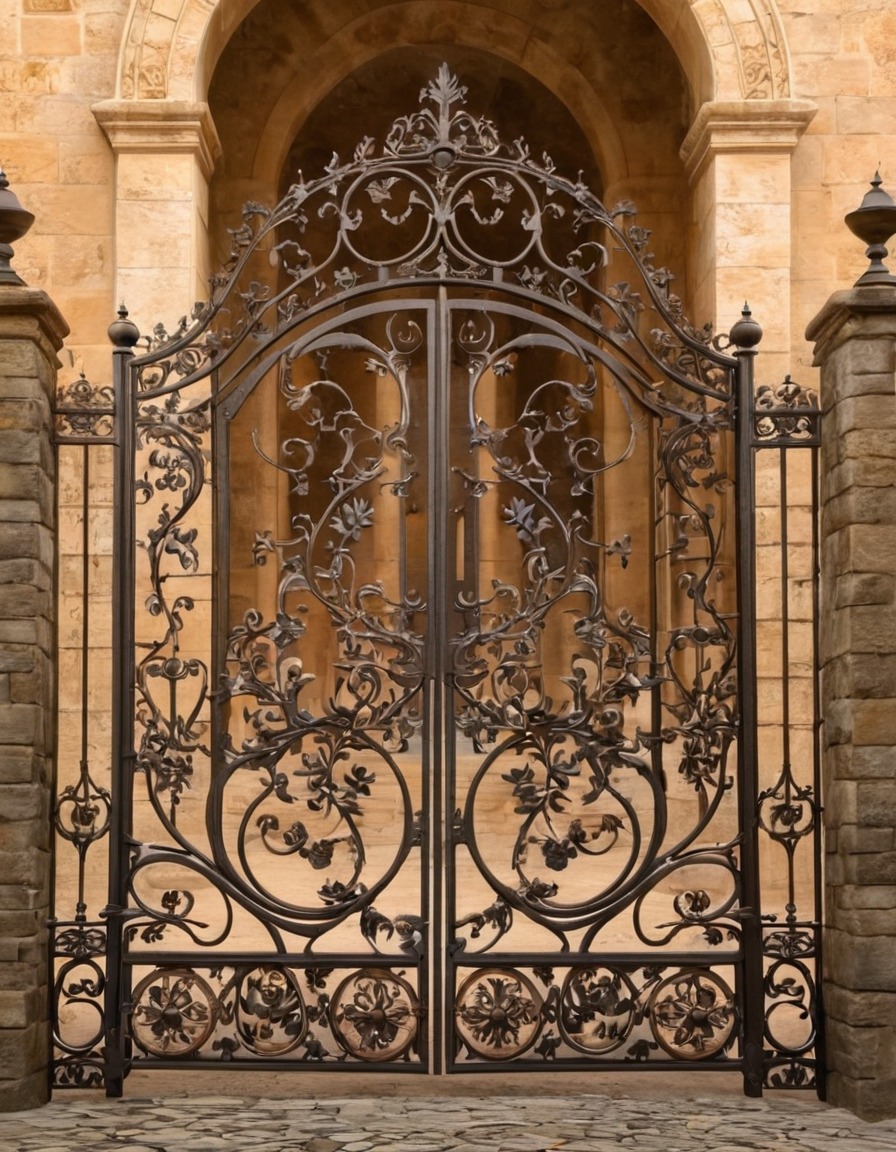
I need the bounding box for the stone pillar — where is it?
[680,100,816,371]
[807,285,896,1121]
[0,285,68,1110]
[92,100,221,334]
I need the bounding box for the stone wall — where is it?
[808,284,896,1122]
[0,286,67,1110]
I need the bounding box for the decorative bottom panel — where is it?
[450,963,741,1068]
[127,964,423,1068]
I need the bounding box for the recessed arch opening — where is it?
[207,0,695,316]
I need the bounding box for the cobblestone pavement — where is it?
[3,1082,896,1152]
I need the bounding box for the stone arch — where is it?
[116,0,793,107]
[202,0,698,285]
[101,0,813,398]
[245,10,627,193]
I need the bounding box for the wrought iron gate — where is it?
[51,66,823,1095]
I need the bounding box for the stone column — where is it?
[92,100,221,333]
[680,100,816,373]
[0,285,68,1109]
[807,285,896,1121]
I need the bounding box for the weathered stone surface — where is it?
[0,588,41,619]
[814,287,896,1118]
[0,963,47,993]
[0,291,62,1113]
[0,887,45,913]
[835,824,894,855]
[824,652,896,699]
[833,572,895,608]
[825,485,896,532]
[831,908,896,936]
[0,846,49,884]
[850,852,896,886]
[0,561,50,589]
[836,883,896,910]
[0,1024,48,1083]
[855,780,896,827]
[0,782,45,822]
[825,456,896,503]
[0,705,41,749]
[827,929,896,990]
[0,619,51,652]
[828,393,896,435]
[3,1089,896,1149]
[0,1070,48,1112]
[8,671,44,706]
[0,748,38,785]
[825,983,896,1025]
[826,1072,896,1124]
[850,653,896,698]
[827,743,896,780]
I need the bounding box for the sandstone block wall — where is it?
[0,286,67,1110]
[809,285,896,1122]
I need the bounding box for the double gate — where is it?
[51,66,823,1095]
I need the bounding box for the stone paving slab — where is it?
[2,1093,896,1152]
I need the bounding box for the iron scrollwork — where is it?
[50,922,108,1088]
[51,65,820,1090]
[753,376,820,446]
[55,372,116,443]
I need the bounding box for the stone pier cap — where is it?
[807,284,896,370]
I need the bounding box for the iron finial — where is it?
[844,171,896,287]
[0,167,35,286]
[108,302,141,348]
[730,302,762,349]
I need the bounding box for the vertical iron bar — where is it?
[76,444,91,918]
[48,434,68,1091]
[80,446,90,778]
[732,313,764,1097]
[811,443,826,1099]
[779,449,791,755]
[212,369,228,843]
[103,312,139,1097]
[779,448,797,923]
[429,294,448,1073]
[649,416,666,812]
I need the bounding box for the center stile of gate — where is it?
[51,65,823,1095]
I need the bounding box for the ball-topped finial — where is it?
[844,171,896,286]
[108,303,141,348]
[729,302,763,349]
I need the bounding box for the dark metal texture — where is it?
[50,66,822,1095]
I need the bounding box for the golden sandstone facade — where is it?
[1,0,895,1122]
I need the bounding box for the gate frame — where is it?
[50,65,824,1098]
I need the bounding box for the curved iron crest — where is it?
[131,63,735,403]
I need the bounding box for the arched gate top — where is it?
[131,64,739,407]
